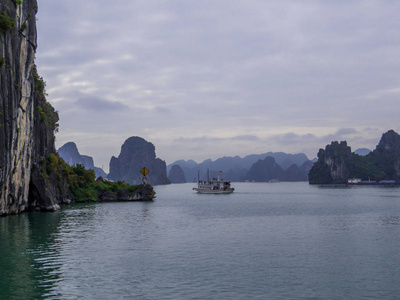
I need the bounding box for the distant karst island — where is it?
[58,137,170,186]
[167,152,315,183]
[309,130,400,185]
[58,138,320,185]
[60,131,400,187]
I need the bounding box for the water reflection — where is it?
[0,211,62,299]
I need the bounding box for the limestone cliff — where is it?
[108,136,170,185]
[308,130,400,184]
[308,141,352,184]
[368,130,400,181]
[0,0,71,215]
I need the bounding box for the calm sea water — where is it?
[1,182,400,299]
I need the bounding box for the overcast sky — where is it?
[35,0,400,172]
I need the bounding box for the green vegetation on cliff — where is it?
[308,159,332,184]
[65,164,141,202]
[33,65,148,204]
[12,0,23,6]
[33,65,59,135]
[39,154,141,202]
[309,130,400,184]
[0,12,15,32]
[349,154,386,181]
[40,153,143,202]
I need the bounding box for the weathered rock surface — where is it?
[308,141,352,184]
[58,142,106,178]
[168,164,186,183]
[369,130,400,181]
[0,0,37,214]
[107,136,170,185]
[0,0,71,215]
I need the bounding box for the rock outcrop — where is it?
[0,0,37,214]
[308,130,400,184]
[168,164,186,183]
[0,0,71,215]
[96,178,155,202]
[369,130,400,181]
[308,141,352,184]
[107,136,170,185]
[58,142,106,178]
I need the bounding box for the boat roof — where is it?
[210,179,231,183]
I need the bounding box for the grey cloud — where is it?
[335,128,358,136]
[37,0,400,165]
[174,135,260,144]
[75,97,129,112]
[232,135,260,141]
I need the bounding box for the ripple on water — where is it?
[2,183,400,299]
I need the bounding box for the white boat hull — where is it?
[193,188,234,194]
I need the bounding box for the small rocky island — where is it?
[96,178,155,202]
[309,130,400,184]
[108,136,170,185]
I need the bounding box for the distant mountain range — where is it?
[58,139,372,184]
[168,152,316,182]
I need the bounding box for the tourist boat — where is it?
[193,177,235,194]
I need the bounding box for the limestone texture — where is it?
[0,0,71,215]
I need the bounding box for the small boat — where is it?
[193,177,235,194]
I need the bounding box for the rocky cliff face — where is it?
[0,0,71,215]
[0,0,38,214]
[309,130,400,184]
[308,141,352,184]
[369,130,400,181]
[108,136,170,185]
[58,142,106,178]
